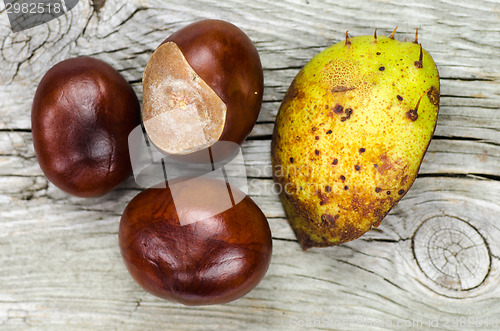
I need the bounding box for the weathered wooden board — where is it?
[1,0,500,330]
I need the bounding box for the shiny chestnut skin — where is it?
[32,57,140,197]
[141,20,263,160]
[119,177,272,305]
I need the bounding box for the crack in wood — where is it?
[0,128,32,132]
[440,76,495,82]
[440,94,489,99]
[418,173,500,181]
[127,78,142,84]
[432,135,500,147]
[85,47,129,57]
[264,66,304,72]
[246,134,273,141]
[271,237,298,243]
[115,7,150,29]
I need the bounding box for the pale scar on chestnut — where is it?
[142,42,227,155]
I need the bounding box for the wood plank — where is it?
[1,0,500,329]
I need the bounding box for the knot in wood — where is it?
[412,216,490,291]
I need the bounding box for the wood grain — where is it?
[1,0,500,330]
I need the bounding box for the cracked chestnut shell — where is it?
[142,19,263,159]
[32,57,140,197]
[119,177,272,306]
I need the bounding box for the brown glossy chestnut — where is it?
[142,19,263,158]
[32,57,140,197]
[119,176,272,305]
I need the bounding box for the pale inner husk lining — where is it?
[142,42,227,154]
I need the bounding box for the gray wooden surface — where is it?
[1,0,500,330]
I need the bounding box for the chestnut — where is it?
[142,19,263,158]
[119,176,272,305]
[31,57,140,197]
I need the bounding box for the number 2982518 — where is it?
[5,1,65,15]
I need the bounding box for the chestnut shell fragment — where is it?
[31,57,140,197]
[119,177,272,305]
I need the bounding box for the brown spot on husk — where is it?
[406,108,418,121]
[321,213,339,226]
[331,86,356,93]
[316,190,329,206]
[377,154,396,174]
[332,104,344,114]
[427,86,440,105]
[341,108,353,122]
[400,174,409,186]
